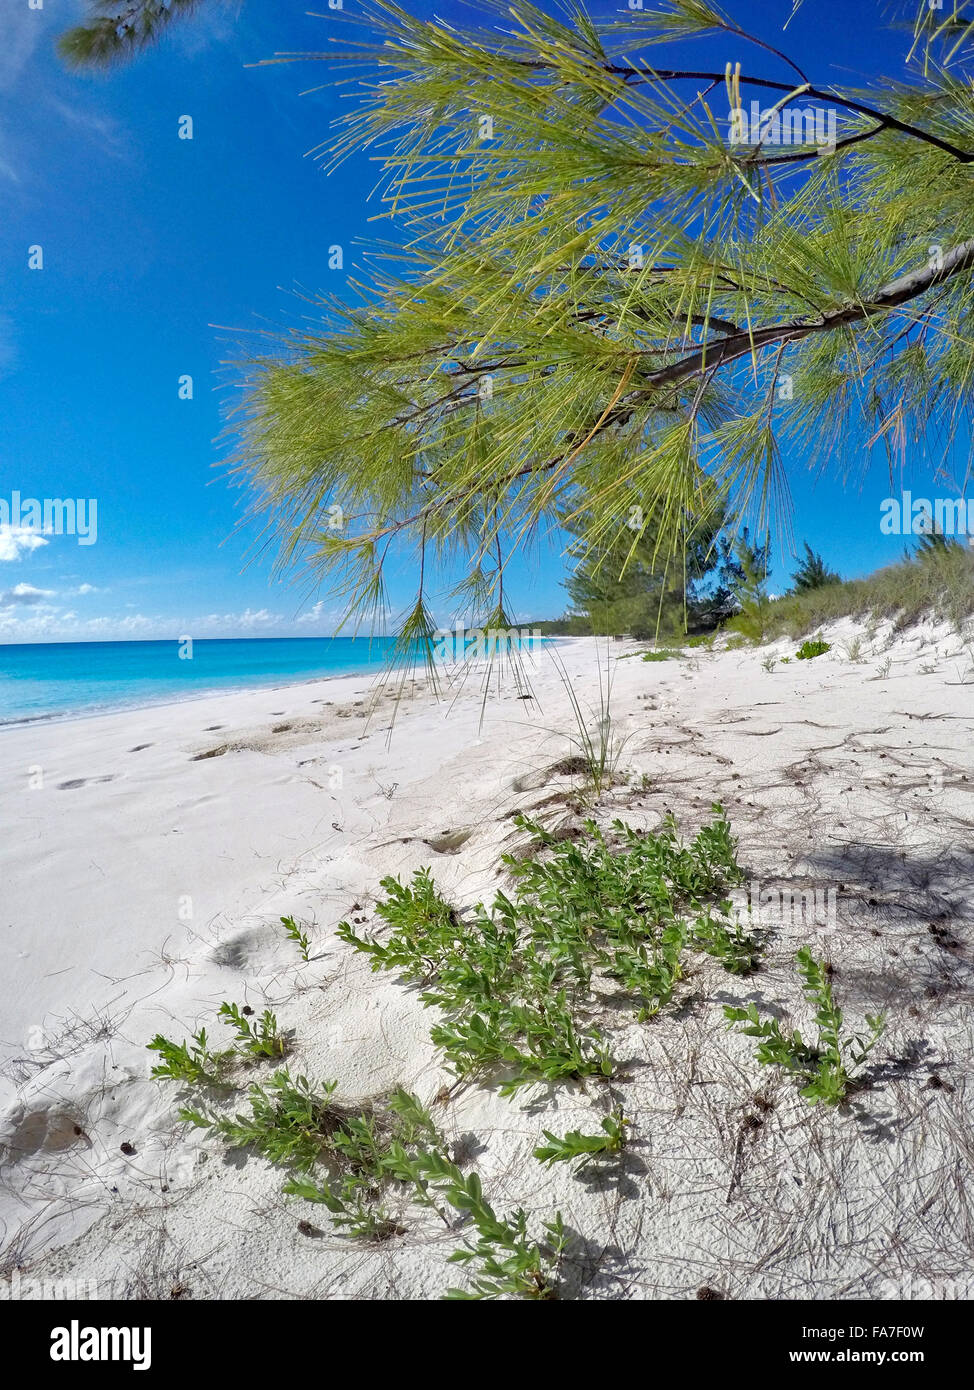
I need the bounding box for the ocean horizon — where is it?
[0,636,415,727]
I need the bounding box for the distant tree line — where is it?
[539,518,840,639]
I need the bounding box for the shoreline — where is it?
[0,662,409,734]
[0,637,572,732]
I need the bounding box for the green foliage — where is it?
[181,1070,568,1294]
[692,911,761,975]
[384,1146,567,1299]
[562,489,729,640]
[795,638,831,660]
[59,0,210,69]
[335,867,461,973]
[147,1027,229,1086]
[641,648,683,662]
[792,543,841,593]
[749,544,974,641]
[533,1111,628,1169]
[724,536,774,644]
[340,806,754,1088]
[281,915,312,962]
[182,1071,339,1172]
[725,948,885,1105]
[280,1086,443,1242]
[915,529,965,558]
[217,1002,288,1059]
[148,1000,287,1083]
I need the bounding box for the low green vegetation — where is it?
[725,541,974,643]
[281,915,312,962]
[381,1147,567,1299]
[148,809,891,1300]
[724,949,886,1106]
[795,639,831,661]
[183,1071,340,1173]
[152,1027,568,1298]
[641,648,683,662]
[338,807,755,1089]
[148,1001,287,1082]
[533,1111,628,1169]
[217,1002,288,1060]
[147,1027,229,1086]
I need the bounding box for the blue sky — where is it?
[0,0,953,642]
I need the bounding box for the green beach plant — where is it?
[147,1028,230,1087]
[340,806,754,1089]
[280,1086,443,1241]
[217,1002,288,1060]
[281,915,312,962]
[725,948,885,1105]
[148,1001,288,1085]
[178,1071,567,1294]
[533,1111,628,1169]
[795,639,831,660]
[383,1145,568,1300]
[182,1071,339,1172]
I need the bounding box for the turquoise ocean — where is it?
[0,637,411,727]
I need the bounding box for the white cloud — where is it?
[45,96,129,162]
[0,525,48,561]
[198,607,276,630]
[0,582,56,607]
[297,600,329,624]
[0,602,348,643]
[0,7,43,95]
[240,607,273,627]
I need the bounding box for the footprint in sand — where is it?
[2,1104,91,1160]
[128,744,152,752]
[57,776,115,790]
[204,725,224,732]
[425,828,473,854]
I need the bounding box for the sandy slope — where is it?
[1,626,973,1300]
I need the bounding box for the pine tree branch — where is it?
[507,61,974,163]
[645,237,974,389]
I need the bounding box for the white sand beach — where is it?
[1,627,973,1300]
